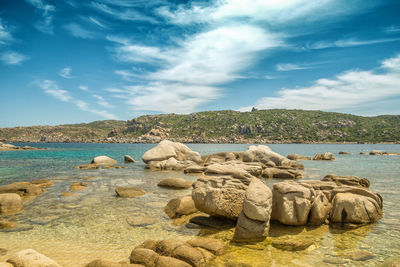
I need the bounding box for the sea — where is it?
[0,143,399,266]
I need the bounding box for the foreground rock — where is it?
[164,196,198,218]
[124,155,136,163]
[313,152,335,160]
[158,178,193,189]
[130,238,227,267]
[272,239,314,251]
[85,259,143,266]
[0,182,44,197]
[7,249,61,267]
[91,155,118,165]
[0,193,23,215]
[70,182,88,191]
[115,187,146,197]
[233,178,272,242]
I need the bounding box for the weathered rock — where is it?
[0,193,23,215]
[322,174,370,188]
[272,239,314,251]
[262,167,303,179]
[91,155,118,165]
[339,151,351,155]
[202,152,243,164]
[130,248,159,266]
[313,152,335,160]
[146,158,194,171]
[204,163,258,179]
[192,175,250,219]
[158,178,193,189]
[124,155,136,163]
[0,182,44,197]
[233,178,272,242]
[0,248,8,256]
[350,250,375,261]
[287,154,311,160]
[137,240,158,251]
[164,196,198,218]
[187,238,227,256]
[170,244,206,267]
[330,189,383,225]
[60,192,75,197]
[155,239,187,256]
[155,256,191,267]
[0,220,17,229]
[189,215,236,230]
[69,182,88,191]
[31,179,54,188]
[75,163,100,170]
[142,140,202,164]
[360,152,367,155]
[243,145,297,168]
[271,181,314,225]
[369,150,384,155]
[308,191,331,225]
[184,165,206,174]
[115,187,146,197]
[7,249,61,267]
[85,259,143,267]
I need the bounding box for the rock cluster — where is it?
[75,155,125,169]
[369,150,399,156]
[313,152,335,160]
[0,142,41,151]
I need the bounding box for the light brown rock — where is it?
[0,182,44,197]
[155,256,191,267]
[243,145,297,167]
[142,140,202,164]
[262,167,303,179]
[124,155,136,163]
[130,248,159,267]
[287,154,311,160]
[272,239,314,251]
[313,152,335,160]
[69,182,88,191]
[164,196,198,218]
[91,155,118,165]
[31,179,54,188]
[0,220,17,229]
[85,259,143,267]
[115,187,146,197]
[187,238,227,256]
[7,249,61,267]
[158,178,193,189]
[322,174,370,188]
[0,193,23,215]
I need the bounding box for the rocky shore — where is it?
[0,142,42,151]
[0,140,394,266]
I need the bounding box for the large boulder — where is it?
[271,181,314,226]
[192,175,250,219]
[204,162,261,179]
[146,158,194,171]
[313,152,335,160]
[243,145,297,167]
[0,193,23,215]
[233,178,272,242]
[142,140,202,164]
[0,182,44,197]
[91,156,118,165]
[7,249,61,267]
[158,178,193,189]
[322,174,370,188]
[202,152,243,164]
[164,196,198,218]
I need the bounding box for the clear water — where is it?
[0,143,399,266]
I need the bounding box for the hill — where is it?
[1,110,399,143]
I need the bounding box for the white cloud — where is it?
[24,0,56,35]
[87,16,107,29]
[241,54,400,114]
[0,18,13,45]
[37,80,117,119]
[79,85,88,91]
[276,63,311,72]
[91,2,158,23]
[1,51,29,65]
[93,94,114,109]
[264,75,280,80]
[384,25,400,34]
[64,23,96,39]
[114,70,139,81]
[307,38,400,50]
[58,67,73,79]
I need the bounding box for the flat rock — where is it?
[272,239,314,251]
[126,216,157,227]
[0,182,44,197]
[287,154,311,160]
[158,178,193,189]
[313,152,335,160]
[70,182,88,191]
[164,196,198,218]
[115,187,146,197]
[7,249,61,267]
[0,193,23,215]
[60,192,75,197]
[0,220,17,229]
[350,250,375,261]
[339,151,351,155]
[31,179,54,188]
[322,174,370,188]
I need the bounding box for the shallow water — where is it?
[0,143,399,266]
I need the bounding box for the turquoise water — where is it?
[0,143,399,266]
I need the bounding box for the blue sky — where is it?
[1,0,400,127]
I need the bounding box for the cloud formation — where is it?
[242,54,400,115]
[307,37,400,50]
[276,63,311,72]
[64,23,96,39]
[1,51,29,65]
[58,67,73,79]
[0,18,13,45]
[24,0,56,34]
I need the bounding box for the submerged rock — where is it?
[126,216,157,227]
[0,182,44,197]
[0,193,23,215]
[313,152,335,160]
[69,182,88,191]
[339,151,351,155]
[272,239,314,251]
[0,220,17,229]
[189,215,236,230]
[350,250,375,261]
[7,249,61,267]
[115,187,146,198]
[158,178,193,189]
[164,196,198,218]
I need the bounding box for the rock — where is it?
[170,244,206,267]
[322,174,370,188]
[202,152,243,164]
[0,248,8,256]
[91,156,118,165]
[272,239,314,251]
[271,181,313,225]
[187,238,227,256]
[158,178,193,189]
[130,248,159,266]
[0,220,17,229]
[60,192,75,197]
[164,196,198,218]
[262,167,302,179]
[369,150,384,155]
[115,187,146,198]
[189,215,236,230]
[137,240,158,251]
[243,145,297,168]
[146,158,194,171]
[0,193,23,215]
[339,151,351,155]
[360,152,367,155]
[184,165,206,174]
[69,182,88,191]
[7,249,61,267]
[0,182,44,197]
[204,163,258,179]
[127,216,157,227]
[287,154,311,160]
[0,263,12,267]
[75,163,100,170]
[233,178,272,242]
[142,140,202,164]
[124,155,136,163]
[308,191,331,225]
[192,175,250,219]
[156,256,191,267]
[313,152,335,160]
[31,179,54,188]
[155,239,187,256]
[350,250,375,261]
[330,189,383,225]
[369,150,399,156]
[85,259,143,266]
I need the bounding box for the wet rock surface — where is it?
[115,187,146,198]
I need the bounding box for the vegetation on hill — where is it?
[1,110,399,143]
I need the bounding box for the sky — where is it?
[1,0,400,127]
